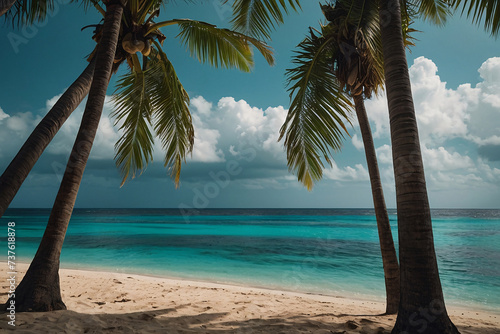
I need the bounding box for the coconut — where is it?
[122,32,146,55]
[141,40,151,57]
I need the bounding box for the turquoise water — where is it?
[1,208,499,313]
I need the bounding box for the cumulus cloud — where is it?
[323,161,369,182]
[465,57,500,146]
[364,56,500,149]
[191,96,213,116]
[351,134,364,151]
[356,57,500,194]
[421,146,474,171]
[2,56,499,207]
[186,96,288,164]
[365,57,470,143]
[0,107,9,122]
[215,97,287,158]
[375,145,393,165]
[190,113,224,163]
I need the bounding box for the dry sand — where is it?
[1,263,499,333]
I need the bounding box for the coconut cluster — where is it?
[122,31,151,56]
[85,19,165,67]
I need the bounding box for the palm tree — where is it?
[290,0,458,331]
[0,61,95,219]
[9,0,124,311]
[279,0,401,314]
[377,0,460,332]
[308,0,497,331]
[0,0,92,220]
[7,0,274,311]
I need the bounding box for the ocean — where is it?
[2,208,499,313]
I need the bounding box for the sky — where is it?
[0,1,499,209]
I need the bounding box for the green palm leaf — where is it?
[112,55,155,187]
[452,0,500,36]
[148,43,194,187]
[414,0,451,25]
[401,1,419,48]
[171,19,274,71]
[229,0,301,39]
[279,29,353,190]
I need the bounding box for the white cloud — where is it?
[5,112,33,133]
[477,57,500,92]
[190,113,225,163]
[429,171,484,190]
[187,97,288,163]
[376,144,393,165]
[360,57,500,196]
[214,97,287,156]
[421,146,474,171]
[184,96,288,163]
[376,143,497,191]
[363,93,390,139]
[323,161,369,182]
[364,56,500,148]
[366,56,470,143]
[465,57,500,145]
[351,134,364,151]
[191,96,213,116]
[0,107,9,122]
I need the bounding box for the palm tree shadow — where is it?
[7,308,394,333]
[336,312,389,317]
[4,308,496,334]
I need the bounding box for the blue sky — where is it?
[1,1,499,209]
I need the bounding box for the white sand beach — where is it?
[1,263,499,333]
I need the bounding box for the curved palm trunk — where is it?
[378,0,459,332]
[353,95,400,315]
[0,0,16,17]
[7,1,123,312]
[0,61,95,219]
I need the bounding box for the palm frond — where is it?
[111,55,155,186]
[149,18,275,68]
[279,29,353,190]
[243,33,275,66]
[415,0,451,26]
[148,43,194,187]
[172,19,272,71]
[229,0,301,39]
[452,0,500,36]
[401,1,419,49]
[4,0,55,26]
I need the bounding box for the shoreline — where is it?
[2,263,499,333]
[13,259,388,301]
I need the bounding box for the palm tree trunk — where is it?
[0,60,95,219]
[353,94,400,315]
[378,0,459,332]
[8,0,123,312]
[0,0,16,17]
